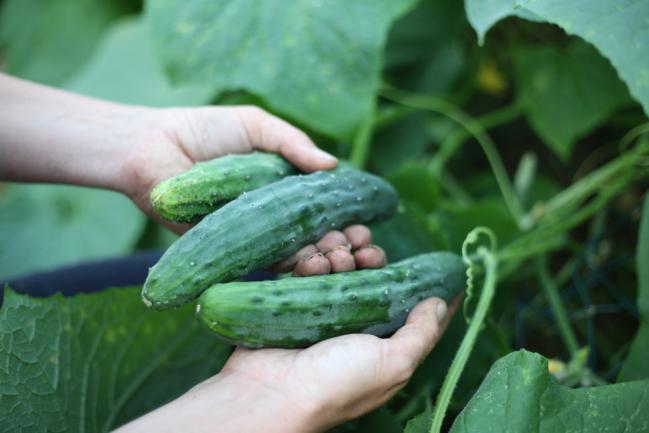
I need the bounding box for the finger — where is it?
[315,230,350,253]
[343,225,372,250]
[270,244,318,273]
[385,298,447,373]
[237,106,337,172]
[354,245,387,269]
[293,252,331,276]
[325,245,356,273]
[439,295,462,334]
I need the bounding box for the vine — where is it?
[428,227,499,433]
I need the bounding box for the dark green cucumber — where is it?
[150,152,297,222]
[196,252,466,348]
[142,165,398,309]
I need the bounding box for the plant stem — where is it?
[430,102,522,175]
[381,87,526,228]
[429,231,499,433]
[535,257,580,357]
[349,106,376,168]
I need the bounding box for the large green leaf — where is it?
[145,0,417,141]
[464,0,542,44]
[464,0,649,117]
[66,16,214,106]
[427,350,649,433]
[384,0,467,95]
[0,184,145,280]
[618,194,649,382]
[0,0,136,85]
[0,285,231,432]
[513,42,630,159]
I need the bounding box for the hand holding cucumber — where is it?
[116,297,459,433]
[0,74,461,433]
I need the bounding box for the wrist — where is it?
[0,74,155,192]
[202,369,327,433]
[115,368,328,433]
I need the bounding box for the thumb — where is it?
[236,106,337,172]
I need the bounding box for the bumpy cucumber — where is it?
[196,252,466,348]
[142,165,398,308]
[150,152,297,222]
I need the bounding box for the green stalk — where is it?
[349,106,376,169]
[429,228,498,433]
[540,139,649,220]
[380,87,526,228]
[534,257,580,357]
[430,102,522,175]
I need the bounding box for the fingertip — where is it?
[354,245,387,269]
[316,230,349,253]
[325,245,356,273]
[407,297,447,326]
[293,252,331,276]
[343,225,372,250]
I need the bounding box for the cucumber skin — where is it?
[142,165,398,309]
[150,152,297,223]
[196,252,466,348]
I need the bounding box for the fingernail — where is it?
[313,148,337,163]
[436,302,447,323]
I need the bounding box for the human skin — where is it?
[0,73,458,432]
[0,73,383,271]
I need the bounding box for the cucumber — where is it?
[142,164,398,308]
[150,152,297,222]
[196,252,466,348]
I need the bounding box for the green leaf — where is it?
[145,0,417,140]
[464,0,542,44]
[0,184,146,280]
[464,0,649,117]
[384,0,467,96]
[387,161,440,212]
[618,194,649,382]
[403,409,431,433]
[0,285,231,432]
[370,113,432,175]
[431,198,519,252]
[448,350,649,433]
[370,208,442,262]
[65,16,214,106]
[513,42,630,159]
[0,0,135,85]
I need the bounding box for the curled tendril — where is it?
[461,227,497,323]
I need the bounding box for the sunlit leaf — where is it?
[66,16,213,106]
[0,0,135,85]
[145,0,417,140]
[464,0,649,117]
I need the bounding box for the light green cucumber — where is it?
[150,152,297,222]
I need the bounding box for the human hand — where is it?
[220,296,459,432]
[119,105,387,273]
[116,296,459,433]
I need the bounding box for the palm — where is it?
[223,297,458,427]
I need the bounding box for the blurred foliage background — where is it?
[1,0,649,431]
